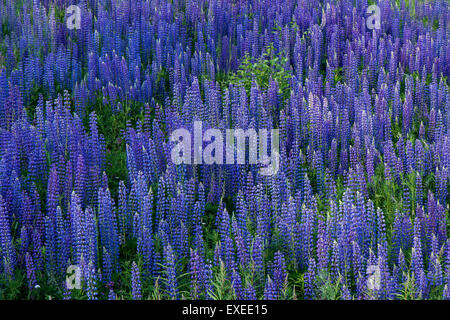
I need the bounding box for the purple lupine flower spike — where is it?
[131,261,142,300]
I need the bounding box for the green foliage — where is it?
[85,93,148,199]
[290,272,304,299]
[395,273,419,300]
[150,277,163,300]
[315,270,342,300]
[1,20,11,38]
[0,270,26,299]
[209,260,236,300]
[333,67,344,84]
[227,43,292,101]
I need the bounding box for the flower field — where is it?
[0,0,449,300]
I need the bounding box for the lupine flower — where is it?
[263,277,277,300]
[189,248,203,299]
[25,252,37,291]
[131,261,142,300]
[108,289,117,300]
[272,251,287,299]
[304,258,317,300]
[0,196,15,277]
[163,244,178,300]
[63,282,72,300]
[85,261,98,300]
[0,0,448,301]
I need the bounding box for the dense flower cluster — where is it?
[0,0,448,300]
